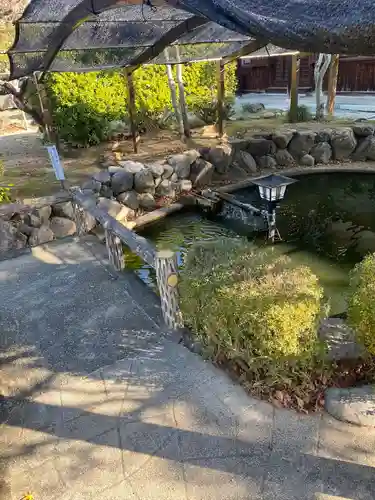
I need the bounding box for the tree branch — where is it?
[0,80,44,127]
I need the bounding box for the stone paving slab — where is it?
[1,237,375,500]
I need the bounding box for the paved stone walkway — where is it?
[1,237,375,500]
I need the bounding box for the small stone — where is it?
[272,130,294,149]
[52,201,74,220]
[116,190,140,210]
[154,177,162,188]
[137,193,156,210]
[147,163,164,178]
[325,385,375,427]
[331,128,357,160]
[178,179,192,192]
[18,223,34,236]
[257,155,277,169]
[300,154,315,166]
[162,164,174,179]
[156,179,175,197]
[275,149,295,167]
[243,102,265,113]
[29,226,54,246]
[206,144,232,174]
[97,197,131,220]
[170,173,178,182]
[81,179,101,192]
[108,166,124,176]
[111,170,133,195]
[118,160,145,174]
[92,171,111,185]
[24,213,42,228]
[49,217,76,238]
[167,153,192,179]
[236,150,258,173]
[134,169,155,193]
[288,131,316,158]
[352,124,374,137]
[34,205,52,224]
[352,135,375,161]
[315,129,333,143]
[310,142,332,164]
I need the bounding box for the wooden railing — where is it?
[71,188,181,330]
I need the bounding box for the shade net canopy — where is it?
[8,0,375,79]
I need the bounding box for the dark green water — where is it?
[127,173,375,315]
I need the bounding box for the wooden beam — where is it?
[327,54,339,116]
[125,69,140,154]
[288,54,300,123]
[222,40,267,65]
[216,59,225,138]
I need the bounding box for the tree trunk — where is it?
[314,54,331,120]
[216,59,225,138]
[125,69,140,154]
[164,49,184,138]
[327,55,339,116]
[288,54,300,123]
[175,46,190,138]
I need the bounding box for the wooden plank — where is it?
[134,203,185,229]
[72,190,157,267]
[125,69,140,154]
[216,60,225,138]
[327,55,339,115]
[288,54,300,123]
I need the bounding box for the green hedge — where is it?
[46,62,237,146]
[348,253,375,355]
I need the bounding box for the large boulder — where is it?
[92,171,111,185]
[244,102,265,113]
[49,217,76,238]
[315,129,333,143]
[288,131,316,158]
[207,144,233,174]
[134,169,155,193]
[81,179,101,192]
[111,170,133,195]
[97,197,133,221]
[272,130,294,149]
[162,164,174,179]
[108,166,124,176]
[236,150,258,173]
[117,190,140,210]
[352,124,374,138]
[0,220,27,252]
[34,205,52,225]
[83,212,96,232]
[331,128,357,160]
[178,180,193,193]
[147,163,165,178]
[137,193,156,210]
[257,155,277,169]
[310,142,332,164]
[351,135,375,161]
[52,201,74,220]
[24,212,42,228]
[118,160,145,174]
[168,151,198,179]
[29,226,54,246]
[275,149,295,167]
[156,179,176,198]
[246,138,276,158]
[300,154,315,167]
[191,159,214,188]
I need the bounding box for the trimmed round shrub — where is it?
[348,253,375,354]
[179,238,325,363]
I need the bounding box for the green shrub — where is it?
[46,62,237,146]
[287,104,312,123]
[190,97,235,125]
[180,238,326,363]
[347,253,375,354]
[0,160,12,204]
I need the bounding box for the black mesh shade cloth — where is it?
[8,0,375,79]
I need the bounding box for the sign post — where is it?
[46,144,66,189]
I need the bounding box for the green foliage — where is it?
[348,253,375,355]
[287,104,312,123]
[180,238,326,363]
[47,62,237,146]
[0,159,12,204]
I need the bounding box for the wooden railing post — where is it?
[105,227,125,271]
[155,249,181,330]
[72,200,86,236]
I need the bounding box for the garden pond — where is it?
[125,172,375,316]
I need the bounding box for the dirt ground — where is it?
[0,111,364,200]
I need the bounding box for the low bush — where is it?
[179,238,330,409]
[190,97,235,125]
[0,160,12,204]
[347,253,375,355]
[287,104,312,123]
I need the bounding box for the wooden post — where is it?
[125,69,140,154]
[288,54,300,123]
[175,47,190,138]
[164,50,184,138]
[216,59,225,138]
[155,249,181,330]
[327,54,339,116]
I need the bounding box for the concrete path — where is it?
[1,237,375,500]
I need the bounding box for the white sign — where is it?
[46,144,65,181]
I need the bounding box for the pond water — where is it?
[126,172,375,316]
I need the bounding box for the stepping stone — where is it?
[319,318,365,360]
[325,385,375,426]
